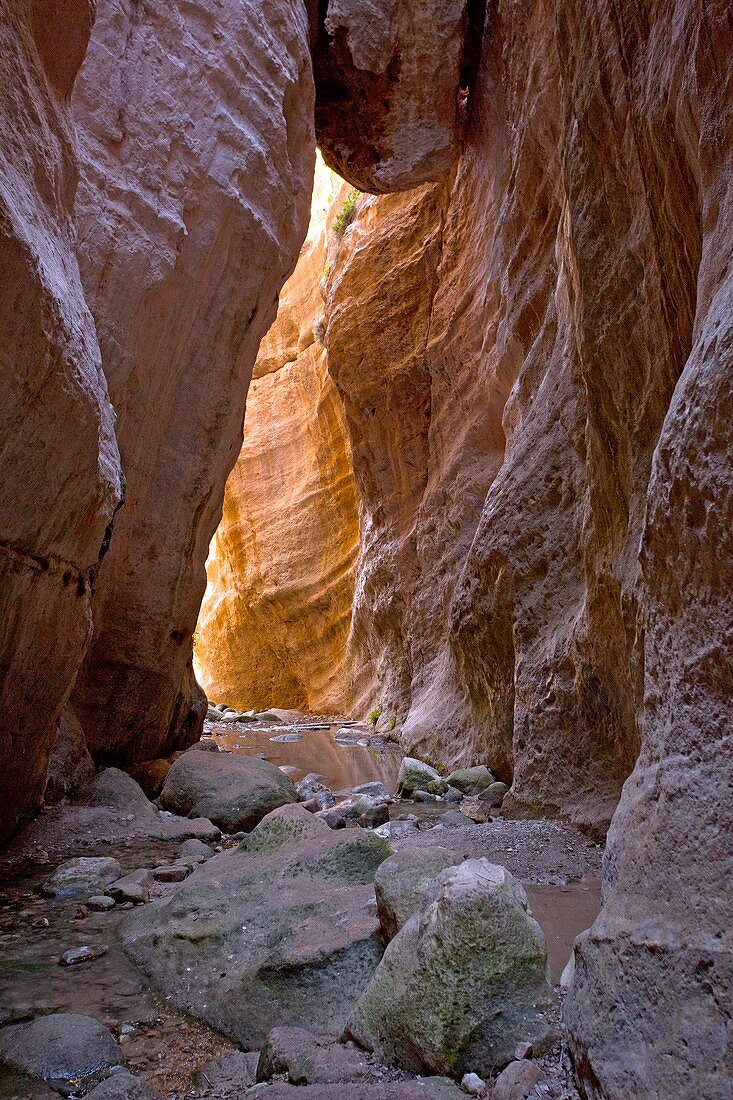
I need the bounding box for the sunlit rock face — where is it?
[195,160,360,714]
[314,0,480,193]
[323,0,711,837]
[0,0,121,841]
[70,0,316,763]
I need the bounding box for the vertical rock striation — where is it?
[566,4,733,1096]
[0,0,121,841]
[195,160,360,714]
[70,0,316,763]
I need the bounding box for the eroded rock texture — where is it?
[314,0,480,192]
[69,0,316,763]
[324,0,710,834]
[0,0,121,841]
[195,160,359,713]
[566,5,733,1096]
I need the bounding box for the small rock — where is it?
[189,737,220,753]
[513,1042,533,1060]
[483,781,510,808]
[397,757,441,795]
[41,857,123,899]
[439,809,470,828]
[153,863,191,882]
[87,895,116,912]
[443,786,463,803]
[461,1072,486,1096]
[460,796,493,824]
[491,1060,545,1100]
[59,944,109,966]
[178,838,213,863]
[413,789,439,802]
[269,733,303,743]
[279,765,298,775]
[110,870,152,904]
[256,1026,369,1084]
[195,1051,258,1093]
[346,781,392,804]
[374,819,419,840]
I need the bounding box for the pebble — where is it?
[461,1072,486,1096]
[87,896,115,912]
[59,944,109,966]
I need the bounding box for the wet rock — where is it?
[110,870,152,904]
[0,1013,120,1088]
[44,707,96,805]
[178,838,213,863]
[85,1071,161,1099]
[296,776,336,811]
[347,782,392,805]
[397,758,441,795]
[159,752,297,833]
[87,896,115,913]
[347,860,554,1076]
[257,1027,369,1084]
[41,857,122,899]
[439,810,470,828]
[77,769,156,816]
[443,767,495,796]
[59,945,110,966]
[413,790,439,803]
[374,847,460,941]
[125,760,172,800]
[374,820,419,841]
[442,787,463,803]
[269,733,303,744]
[491,1060,544,1100]
[120,804,391,1045]
[460,1073,486,1097]
[316,796,388,830]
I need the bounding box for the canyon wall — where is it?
[68,0,316,763]
[195,161,360,714]
[323,0,706,836]
[0,0,122,841]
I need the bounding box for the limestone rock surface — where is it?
[314,0,479,192]
[121,804,391,1045]
[566,6,733,1094]
[0,0,121,841]
[194,159,359,714]
[348,860,554,1076]
[69,0,316,764]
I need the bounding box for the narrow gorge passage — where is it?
[0,3,731,1100]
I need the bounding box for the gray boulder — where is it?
[0,1013,120,1088]
[346,781,392,804]
[85,1071,161,1099]
[442,766,495,795]
[41,857,122,899]
[483,781,509,808]
[178,838,213,863]
[159,751,297,833]
[77,768,157,815]
[120,803,391,1046]
[44,706,95,804]
[374,847,460,941]
[397,757,441,795]
[257,1027,369,1084]
[347,860,555,1076]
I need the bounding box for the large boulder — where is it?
[374,847,459,941]
[397,758,441,795]
[41,857,123,900]
[443,766,495,796]
[44,707,96,804]
[120,804,391,1045]
[313,0,477,192]
[347,860,554,1076]
[0,1013,120,1089]
[159,752,297,833]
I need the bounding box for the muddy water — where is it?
[525,878,601,983]
[209,721,401,793]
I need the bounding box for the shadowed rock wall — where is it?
[68,0,316,763]
[0,0,122,842]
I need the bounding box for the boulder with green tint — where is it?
[347,859,555,1076]
[121,804,391,1046]
[443,766,495,795]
